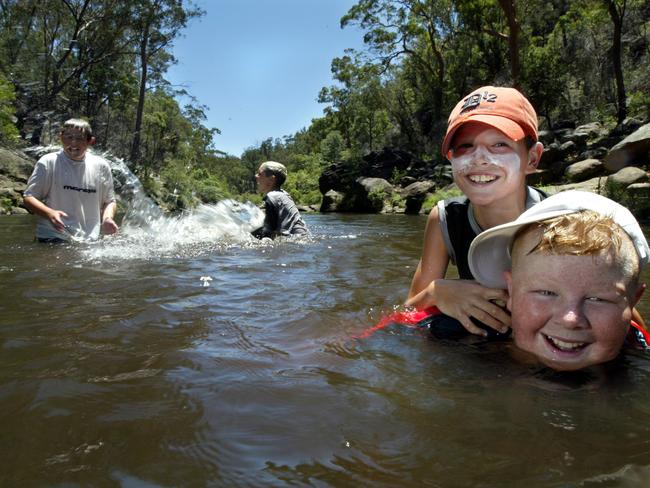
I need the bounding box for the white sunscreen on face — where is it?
[450,145,521,175]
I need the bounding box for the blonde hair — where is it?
[61,118,93,140]
[514,210,641,288]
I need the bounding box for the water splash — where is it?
[26,146,265,260]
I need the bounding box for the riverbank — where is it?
[2,117,650,218]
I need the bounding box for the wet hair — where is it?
[514,210,641,289]
[61,118,93,141]
[259,161,287,186]
[523,135,536,150]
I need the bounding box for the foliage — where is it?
[0,73,18,144]
[0,0,649,212]
[421,186,463,213]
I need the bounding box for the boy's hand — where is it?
[101,217,119,235]
[408,279,511,337]
[46,209,69,233]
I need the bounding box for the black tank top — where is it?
[440,186,548,280]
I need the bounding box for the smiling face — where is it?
[505,229,643,371]
[60,128,93,161]
[448,122,541,206]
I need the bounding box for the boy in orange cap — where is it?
[407,86,545,337]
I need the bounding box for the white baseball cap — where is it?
[468,190,650,289]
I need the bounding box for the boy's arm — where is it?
[407,205,450,299]
[23,195,68,233]
[101,201,119,234]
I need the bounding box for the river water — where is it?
[2,209,650,487]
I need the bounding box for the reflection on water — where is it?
[2,213,650,486]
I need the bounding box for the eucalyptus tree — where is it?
[319,53,391,154]
[0,0,134,142]
[127,0,203,164]
[342,0,456,143]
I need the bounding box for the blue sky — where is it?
[167,0,365,157]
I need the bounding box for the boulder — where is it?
[360,147,413,181]
[538,142,563,171]
[319,162,351,194]
[564,159,605,182]
[549,176,608,194]
[573,122,608,140]
[537,130,556,146]
[579,147,608,161]
[605,167,649,207]
[624,183,650,218]
[401,180,436,215]
[353,177,394,213]
[607,166,649,187]
[320,190,344,213]
[603,123,650,171]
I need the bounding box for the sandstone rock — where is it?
[603,123,650,171]
[607,166,649,187]
[401,180,436,215]
[537,130,556,146]
[579,147,608,161]
[624,182,650,218]
[573,122,608,140]
[353,177,394,213]
[564,159,605,182]
[320,190,344,213]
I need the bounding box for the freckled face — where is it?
[60,129,91,161]
[448,123,537,206]
[505,236,639,371]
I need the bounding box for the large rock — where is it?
[352,177,394,213]
[319,162,352,194]
[573,122,608,140]
[624,183,650,218]
[605,167,649,211]
[607,166,649,187]
[320,190,344,213]
[603,123,650,171]
[0,147,36,213]
[401,180,436,215]
[360,147,413,180]
[564,159,605,182]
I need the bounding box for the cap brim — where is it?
[441,115,527,156]
[468,209,576,289]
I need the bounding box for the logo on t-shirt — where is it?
[63,185,97,194]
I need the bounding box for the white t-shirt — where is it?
[24,150,116,240]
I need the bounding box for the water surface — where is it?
[2,213,650,487]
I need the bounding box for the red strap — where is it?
[354,307,440,339]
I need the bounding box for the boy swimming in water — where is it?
[468,190,649,371]
[407,86,545,336]
[253,161,308,239]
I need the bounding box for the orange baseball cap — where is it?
[441,86,538,157]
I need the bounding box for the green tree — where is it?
[129,0,204,163]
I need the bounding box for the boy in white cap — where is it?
[253,161,308,239]
[468,190,649,371]
[407,86,545,336]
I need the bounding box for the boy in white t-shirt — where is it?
[23,119,118,242]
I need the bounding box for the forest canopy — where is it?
[1,0,648,209]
